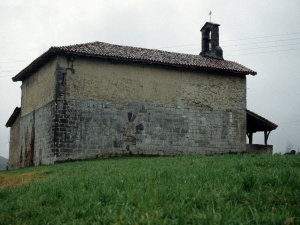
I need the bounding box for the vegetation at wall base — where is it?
[0,154,299,224]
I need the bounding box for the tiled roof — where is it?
[13,41,256,81]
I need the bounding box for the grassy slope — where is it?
[0,154,299,224]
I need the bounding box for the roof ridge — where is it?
[54,41,218,58]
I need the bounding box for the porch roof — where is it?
[246,109,278,133]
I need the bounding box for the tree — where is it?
[285,141,294,153]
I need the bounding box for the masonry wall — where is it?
[51,57,246,162]
[246,144,273,155]
[8,115,21,169]
[53,99,246,162]
[15,56,62,168]
[19,102,55,167]
[16,57,58,168]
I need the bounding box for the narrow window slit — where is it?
[61,73,65,86]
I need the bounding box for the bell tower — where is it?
[200,22,223,60]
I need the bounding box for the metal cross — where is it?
[209,11,212,22]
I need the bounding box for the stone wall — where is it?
[8,114,20,169]
[53,99,246,162]
[18,102,55,168]
[246,144,273,155]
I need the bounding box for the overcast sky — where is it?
[1,0,299,158]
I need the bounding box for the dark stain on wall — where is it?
[24,111,35,167]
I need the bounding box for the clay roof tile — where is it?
[12,41,257,81]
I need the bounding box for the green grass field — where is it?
[0,154,299,224]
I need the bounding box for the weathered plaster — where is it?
[66,59,180,108]
[66,58,246,111]
[180,71,246,110]
[20,57,58,116]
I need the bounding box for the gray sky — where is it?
[1,0,299,158]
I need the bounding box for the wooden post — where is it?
[247,132,253,144]
[264,131,271,145]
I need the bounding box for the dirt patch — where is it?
[0,171,47,189]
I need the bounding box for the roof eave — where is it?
[6,107,21,128]
[12,48,58,82]
[200,22,220,31]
